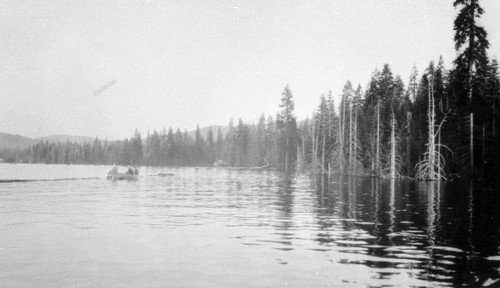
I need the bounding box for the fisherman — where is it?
[107,165,118,180]
[127,167,133,175]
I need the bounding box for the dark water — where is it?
[0,164,499,287]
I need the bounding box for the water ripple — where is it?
[1,165,499,287]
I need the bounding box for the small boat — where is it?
[107,165,139,181]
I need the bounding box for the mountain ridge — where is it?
[0,132,96,150]
[0,126,230,150]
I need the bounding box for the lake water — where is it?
[1,163,499,287]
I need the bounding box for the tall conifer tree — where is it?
[449,0,492,174]
[277,85,297,171]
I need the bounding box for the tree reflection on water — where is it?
[309,174,500,287]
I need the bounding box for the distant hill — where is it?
[0,132,35,150]
[0,132,95,150]
[0,126,227,150]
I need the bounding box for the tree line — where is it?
[0,113,293,169]
[2,0,499,179]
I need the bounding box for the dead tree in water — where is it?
[339,91,346,173]
[329,91,346,175]
[390,113,397,178]
[311,112,317,171]
[346,95,364,176]
[348,99,353,173]
[415,73,448,181]
[386,113,401,178]
[371,99,382,176]
[353,101,358,175]
[314,93,336,174]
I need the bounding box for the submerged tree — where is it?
[347,85,364,175]
[334,82,353,174]
[384,113,402,178]
[312,91,336,173]
[337,82,364,176]
[415,72,448,181]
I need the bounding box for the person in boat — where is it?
[107,165,118,179]
[127,167,134,175]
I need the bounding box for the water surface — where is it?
[1,164,499,287]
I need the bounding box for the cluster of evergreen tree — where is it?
[2,0,499,179]
[1,110,294,169]
[302,0,500,179]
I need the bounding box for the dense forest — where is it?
[2,0,499,180]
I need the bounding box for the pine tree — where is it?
[277,85,297,171]
[194,125,204,165]
[235,119,250,166]
[265,115,279,165]
[215,127,224,161]
[130,129,143,166]
[205,127,215,166]
[449,0,491,174]
[453,0,489,105]
[252,114,268,166]
[408,65,419,102]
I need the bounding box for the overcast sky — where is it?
[1,0,499,140]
